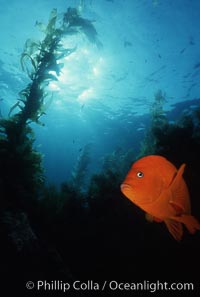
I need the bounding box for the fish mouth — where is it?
[120,183,135,199]
[121,183,132,192]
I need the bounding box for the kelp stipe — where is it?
[138,89,168,157]
[70,143,91,193]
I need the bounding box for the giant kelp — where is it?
[0,7,99,210]
[143,90,200,165]
[70,143,92,193]
[0,6,100,289]
[138,89,168,157]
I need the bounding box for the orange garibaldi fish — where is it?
[120,155,200,241]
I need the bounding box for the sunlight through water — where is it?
[47,34,105,108]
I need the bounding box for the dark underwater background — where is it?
[1,0,200,296]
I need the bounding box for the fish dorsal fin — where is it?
[169,164,189,214]
[165,219,183,241]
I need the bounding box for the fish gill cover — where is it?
[0,0,200,295]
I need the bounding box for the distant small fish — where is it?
[158,54,162,59]
[183,73,191,78]
[115,73,128,82]
[193,62,200,69]
[180,48,186,54]
[124,41,132,48]
[189,36,195,45]
[121,155,200,241]
[136,127,145,132]
[152,0,159,6]
[148,65,166,77]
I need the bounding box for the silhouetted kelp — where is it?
[139,89,168,156]
[0,5,101,289]
[143,90,200,164]
[70,143,92,193]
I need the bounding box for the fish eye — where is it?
[137,171,144,178]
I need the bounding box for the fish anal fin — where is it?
[164,219,183,241]
[173,215,200,234]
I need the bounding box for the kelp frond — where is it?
[20,53,38,76]
[71,143,91,192]
[63,7,102,48]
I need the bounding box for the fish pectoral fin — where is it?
[169,201,183,215]
[172,215,200,234]
[145,213,163,223]
[164,219,183,241]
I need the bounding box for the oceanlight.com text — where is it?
[26,280,194,293]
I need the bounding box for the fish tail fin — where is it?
[164,219,183,241]
[175,215,200,234]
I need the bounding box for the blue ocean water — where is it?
[2,1,200,293]
[1,0,200,187]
